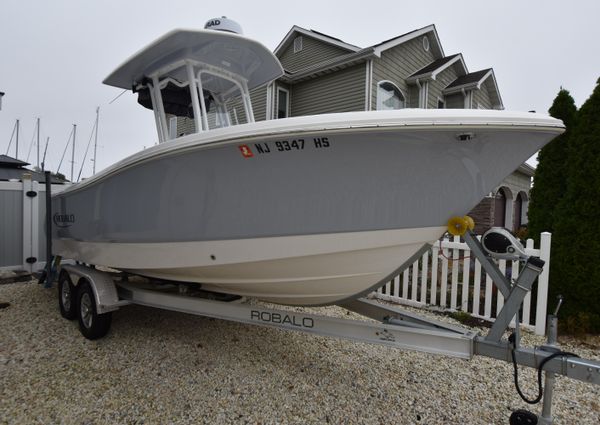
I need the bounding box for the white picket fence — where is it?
[374,232,551,335]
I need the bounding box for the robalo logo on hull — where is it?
[53,213,75,228]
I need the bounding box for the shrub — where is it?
[552,78,600,333]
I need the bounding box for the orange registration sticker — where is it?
[239,145,254,158]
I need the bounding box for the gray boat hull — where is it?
[52,110,563,305]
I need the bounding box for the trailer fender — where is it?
[60,264,127,314]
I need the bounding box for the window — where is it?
[514,193,523,231]
[494,189,507,227]
[376,81,405,110]
[277,87,289,118]
[422,36,430,52]
[294,36,303,53]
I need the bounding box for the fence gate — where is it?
[0,175,68,273]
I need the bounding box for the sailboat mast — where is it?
[41,137,50,171]
[93,107,99,174]
[5,119,18,157]
[15,119,19,159]
[71,124,76,182]
[36,117,40,168]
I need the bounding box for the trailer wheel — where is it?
[58,271,76,320]
[77,279,112,340]
[509,409,538,425]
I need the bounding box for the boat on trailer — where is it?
[46,18,600,424]
[52,18,563,306]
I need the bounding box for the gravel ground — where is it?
[1,280,599,425]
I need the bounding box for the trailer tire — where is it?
[58,271,76,320]
[77,279,112,340]
[509,409,538,425]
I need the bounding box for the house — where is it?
[274,25,533,233]
[468,164,533,234]
[177,24,531,233]
[0,155,66,183]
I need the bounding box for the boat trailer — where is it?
[46,227,599,425]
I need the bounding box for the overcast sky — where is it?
[1,0,599,179]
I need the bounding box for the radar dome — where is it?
[204,17,243,34]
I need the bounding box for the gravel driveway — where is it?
[1,281,599,424]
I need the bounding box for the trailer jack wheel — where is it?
[77,279,112,340]
[509,409,538,425]
[58,271,76,320]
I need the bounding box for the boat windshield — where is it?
[135,60,255,141]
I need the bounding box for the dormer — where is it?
[444,69,504,110]
[407,54,467,84]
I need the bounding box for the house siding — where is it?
[279,36,353,73]
[429,66,460,109]
[497,170,531,197]
[250,86,268,121]
[445,93,464,109]
[225,84,271,124]
[473,83,493,109]
[408,85,419,108]
[290,64,365,116]
[468,196,495,234]
[371,36,436,110]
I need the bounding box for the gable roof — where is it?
[518,163,535,177]
[274,26,360,56]
[279,48,375,83]
[406,53,467,82]
[444,68,504,109]
[275,23,447,83]
[445,68,492,90]
[372,24,444,58]
[275,24,444,60]
[0,154,29,168]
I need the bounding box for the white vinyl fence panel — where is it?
[0,176,69,273]
[375,233,551,335]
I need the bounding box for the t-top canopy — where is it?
[103,29,284,92]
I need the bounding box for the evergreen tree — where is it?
[551,78,600,332]
[528,89,577,242]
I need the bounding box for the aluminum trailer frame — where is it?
[56,229,600,424]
